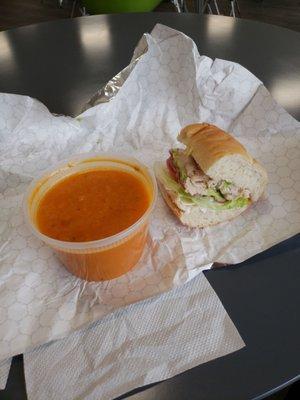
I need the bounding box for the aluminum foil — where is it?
[82,35,148,112]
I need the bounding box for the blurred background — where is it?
[0,0,299,32]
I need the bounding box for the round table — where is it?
[1,13,300,400]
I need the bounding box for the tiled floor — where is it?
[0,0,299,31]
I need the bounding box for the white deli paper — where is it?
[0,24,299,363]
[24,273,244,400]
[0,358,11,390]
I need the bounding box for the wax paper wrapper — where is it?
[0,358,11,390]
[24,273,244,400]
[0,24,299,363]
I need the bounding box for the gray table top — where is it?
[0,13,299,400]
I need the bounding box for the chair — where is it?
[196,0,219,14]
[172,0,188,12]
[196,0,240,17]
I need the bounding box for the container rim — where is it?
[23,152,157,250]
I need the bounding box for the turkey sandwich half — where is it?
[155,123,268,228]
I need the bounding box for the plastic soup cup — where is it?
[24,153,157,281]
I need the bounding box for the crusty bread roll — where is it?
[178,123,268,201]
[159,181,248,228]
[156,123,268,229]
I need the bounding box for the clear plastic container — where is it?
[24,153,157,282]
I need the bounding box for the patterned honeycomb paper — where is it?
[0,25,299,391]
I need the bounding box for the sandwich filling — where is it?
[157,149,251,212]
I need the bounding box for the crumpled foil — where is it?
[82,35,148,111]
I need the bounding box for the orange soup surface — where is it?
[37,169,151,242]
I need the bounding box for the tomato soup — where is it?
[24,154,156,281]
[37,169,151,242]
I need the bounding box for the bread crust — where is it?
[178,123,253,174]
[158,181,184,219]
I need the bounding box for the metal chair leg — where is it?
[235,0,241,15]
[182,0,189,12]
[197,0,205,13]
[172,0,182,12]
[174,0,188,12]
[79,6,87,15]
[202,0,220,15]
[71,0,77,17]
[202,0,209,13]
[230,0,236,17]
[213,0,220,14]
[230,0,241,17]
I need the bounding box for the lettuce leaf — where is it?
[206,188,225,202]
[155,164,249,210]
[190,194,249,210]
